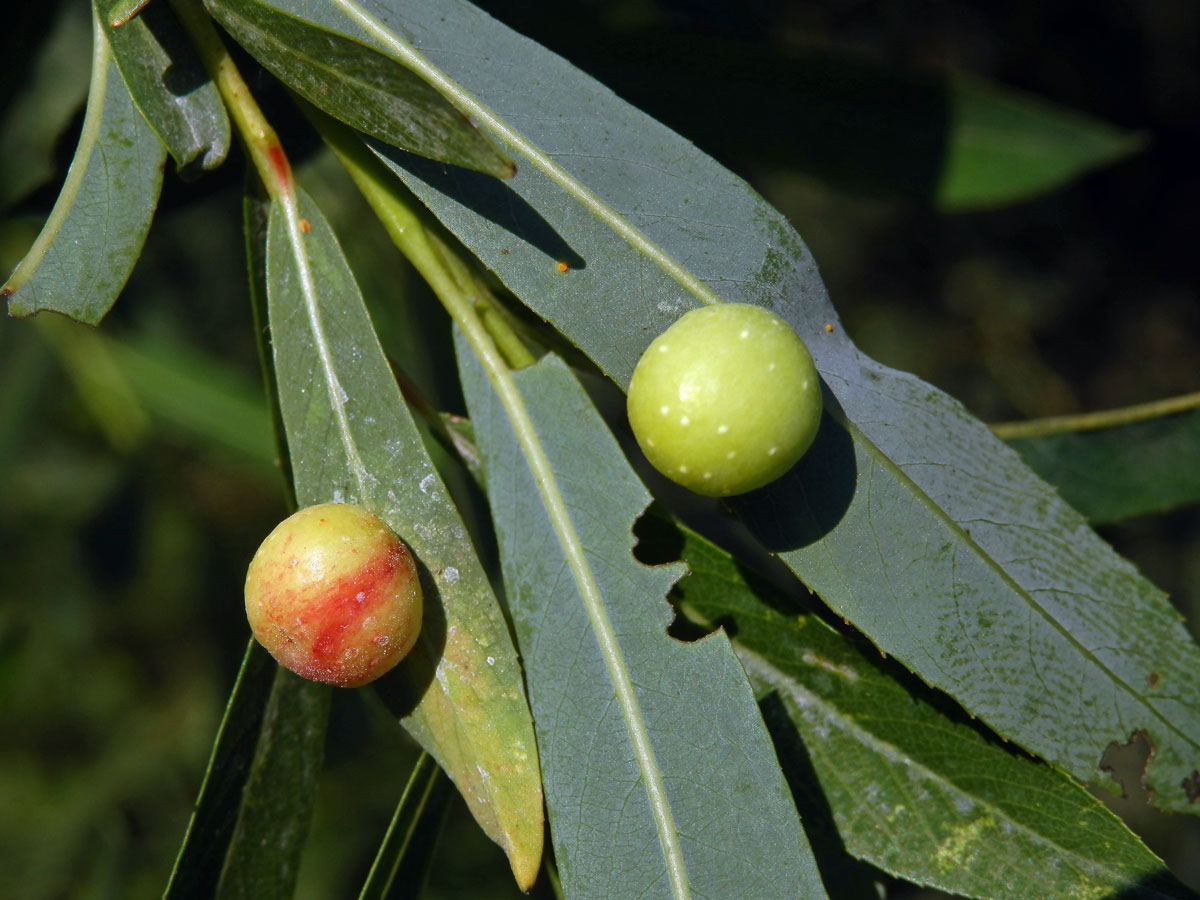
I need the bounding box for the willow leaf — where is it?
[459,346,827,900]
[264,187,542,888]
[3,6,164,324]
[204,0,513,178]
[103,0,231,173]
[674,525,1198,900]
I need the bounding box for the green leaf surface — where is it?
[102,0,231,173]
[0,5,91,211]
[459,348,828,900]
[163,641,276,900]
[262,0,1200,814]
[673,525,1196,900]
[937,75,1144,210]
[107,0,151,27]
[203,0,513,178]
[214,667,331,899]
[263,188,543,887]
[1006,409,1200,524]
[356,752,448,900]
[3,8,165,324]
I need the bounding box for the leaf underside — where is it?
[214,667,331,899]
[4,12,164,325]
[102,0,231,173]
[163,641,275,900]
[460,346,828,900]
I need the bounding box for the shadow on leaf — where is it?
[372,142,587,269]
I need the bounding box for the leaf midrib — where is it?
[467,355,691,899]
[273,192,369,500]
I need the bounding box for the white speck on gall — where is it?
[626,303,822,496]
[244,503,423,687]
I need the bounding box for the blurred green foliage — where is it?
[2,0,1199,897]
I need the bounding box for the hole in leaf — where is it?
[1099,729,1154,801]
[632,502,684,565]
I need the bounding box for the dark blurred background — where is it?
[1,0,1198,897]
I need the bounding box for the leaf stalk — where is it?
[992,391,1200,440]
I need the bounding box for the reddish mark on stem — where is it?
[267,144,292,191]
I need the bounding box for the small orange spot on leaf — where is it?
[556,261,569,273]
[824,323,833,332]
[300,218,311,233]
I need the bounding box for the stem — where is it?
[328,0,722,309]
[303,102,536,370]
[991,391,1200,440]
[313,109,691,900]
[167,0,292,199]
[425,233,537,369]
[171,0,369,500]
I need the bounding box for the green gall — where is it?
[627,303,822,496]
[244,503,423,687]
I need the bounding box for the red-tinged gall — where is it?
[244,503,422,687]
[627,303,822,496]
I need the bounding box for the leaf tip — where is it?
[508,836,543,893]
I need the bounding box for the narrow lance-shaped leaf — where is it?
[203,0,513,178]
[163,640,276,900]
[356,752,449,900]
[275,0,1200,813]
[937,74,1145,210]
[264,188,543,888]
[166,184,325,900]
[215,667,331,899]
[1003,407,1200,524]
[102,0,231,173]
[672,523,1198,900]
[3,5,165,324]
[459,346,828,900]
